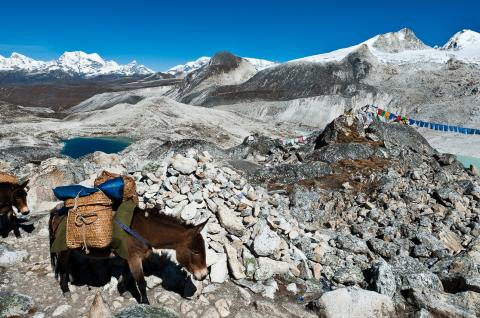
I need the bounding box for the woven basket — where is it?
[65,191,113,251]
[65,190,112,208]
[94,171,139,204]
[0,172,18,184]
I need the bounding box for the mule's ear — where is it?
[20,179,30,189]
[193,219,208,234]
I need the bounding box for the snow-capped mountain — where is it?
[166,56,276,77]
[443,29,480,50]
[166,56,211,77]
[0,51,153,79]
[291,28,480,65]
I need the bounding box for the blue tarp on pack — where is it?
[53,177,125,201]
[53,185,99,200]
[97,177,124,201]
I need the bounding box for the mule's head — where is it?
[176,220,208,281]
[12,180,30,215]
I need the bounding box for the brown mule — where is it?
[49,206,208,304]
[0,180,30,238]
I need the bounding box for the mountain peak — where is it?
[443,29,480,50]
[370,28,429,53]
[58,51,106,65]
[166,56,211,77]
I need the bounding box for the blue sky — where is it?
[1,0,479,71]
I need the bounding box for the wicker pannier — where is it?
[94,170,138,204]
[0,172,18,184]
[65,191,113,251]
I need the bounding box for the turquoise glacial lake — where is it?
[456,155,480,170]
[61,137,133,159]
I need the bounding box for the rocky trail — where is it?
[1,112,480,317]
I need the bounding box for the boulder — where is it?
[180,202,198,221]
[170,154,197,175]
[336,234,370,254]
[224,243,246,280]
[308,143,375,164]
[367,238,398,258]
[115,304,179,318]
[254,257,290,281]
[52,304,72,317]
[404,288,479,318]
[371,259,396,297]
[311,287,396,318]
[368,120,436,156]
[333,265,364,285]
[253,227,281,256]
[210,253,228,283]
[314,113,366,147]
[0,292,34,318]
[217,206,245,236]
[0,244,27,267]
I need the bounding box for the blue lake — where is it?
[456,155,480,170]
[61,137,133,159]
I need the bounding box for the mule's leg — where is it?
[117,260,131,295]
[57,251,71,296]
[127,256,149,304]
[10,213,21,238]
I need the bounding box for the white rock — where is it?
[52,304,72,317]
[253,227,281,256]
[217,206,246,236]
[181,202,198,220]
[0,248,27,267]
[286,283,298,293]
[210,253,228,283]
[255,257,290,281]
[170,154,198,174]
[262,279,278,299]
[172,200,188,216]
[206,249,220,267]
[146,275,163,289]
[201,308,220,318]
[214,299,231,318]
[224,243,246,280]
[315,287,395,318]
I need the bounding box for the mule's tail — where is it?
[48,208,59,278]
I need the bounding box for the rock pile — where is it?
[131,150,313,299]
[128,112,480,317]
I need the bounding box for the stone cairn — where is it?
[131,150,320,299]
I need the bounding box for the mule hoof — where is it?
[140,298,150,305]
[63,291,71,299]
